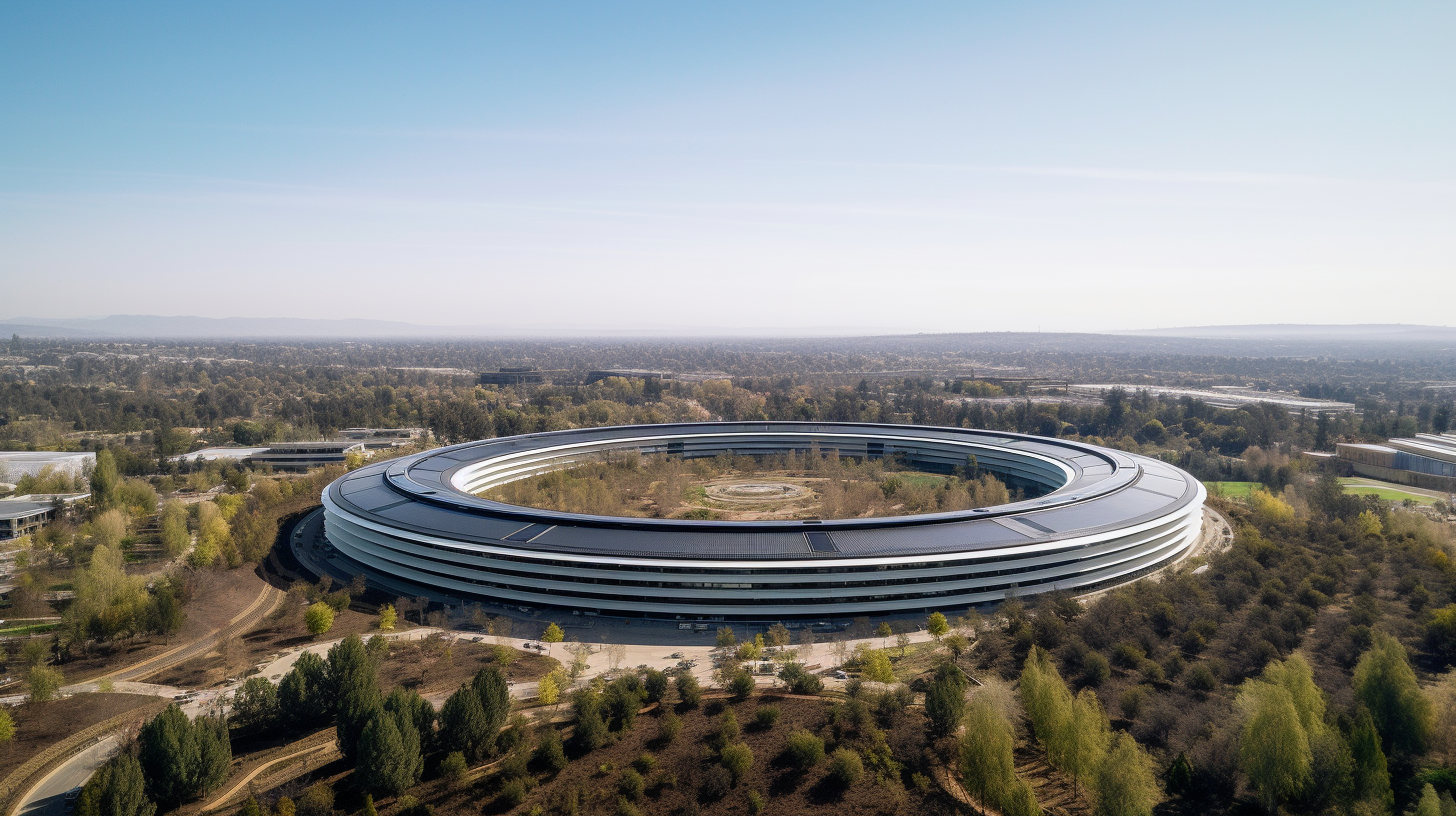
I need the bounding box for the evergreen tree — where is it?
[358,711,413,795]
[471,667,511,751]
[384,687,435,755]
[279,650,332,725]
[1354,632,1434,756]
[77,752,155,816]
[329,634,381,761]
[192,715,232,798]
[230,676,279,734]
[1020,647,1073,747]
[925,662,968,738]
[137,705,197,809]
[439,683,491,761]
[1092,732,1160,816]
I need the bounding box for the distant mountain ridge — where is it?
[2,316,1452,341]
[1117,323,1456,341]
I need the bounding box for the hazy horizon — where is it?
[3,2,1453,332]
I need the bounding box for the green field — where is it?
[1338,478,1439,506]
[1203,481,1262,499]
[0,622,60,637]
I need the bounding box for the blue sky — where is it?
[2,2,1452,333]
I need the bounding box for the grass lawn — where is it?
[0,622,61,637]
[1203,481,1261,499]
[1338,478,1439,505]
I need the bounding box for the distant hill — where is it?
[1117,323,1456,341]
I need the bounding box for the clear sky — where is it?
[2,2,1452,334]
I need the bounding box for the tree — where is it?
[472,667,511,748]
[378,604,397,631]
[538,673,561,706]
[192,715,232,798]
[860,649,895,683]
[77,752,154,816]
[1020,647,1072,746]
[1238,682,1311,814]
[928,611,950,640]
[543,622,565,645]
[358,711,413,794]
[766,623,791,650]
[944,633,970,660]
[925,663,968,738]
[1416,784,1443,816]
[876,622,893,642]
[676,672,703,708]
[439,683,491,762]
[961,694,1018,815]
[330,634,381,761]
[729,670,755,700]
[27,665,63,702]
[0,709,12,742]
[1349,706,1393,812]
[90,449,119,508]
[1354,632,1433,756]
[159,503,190,559]
[230,677,279,734]
[279,650,332,725]
[1092,732,1160,816]
[137,705,231,808]
[1058,689,1110,797]
[716,626,737,648]
[305,601,335,636]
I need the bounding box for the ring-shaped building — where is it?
[322,422,1206,620]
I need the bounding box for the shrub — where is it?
[722,742,754,783]
[633,753,656,774]
[1186,664,1218,694]
[676,673,703,708]
[754,706,780,730]
[304,602,335,636]
[439,751,468,787]
[656,711,682,744]
[699,766,734,801]
[499,779,529,808]
[827,748,864,787]
[729,670,755,700]
[618,768,645,802]
[747,789,765,814]
[785,729,825,768]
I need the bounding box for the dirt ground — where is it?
[379,637,558,697]
[0,693,164,782]
[392,695,965,816]
[144,597,392,688]
[61,566,271,683]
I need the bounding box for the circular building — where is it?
[321,422,1206,620]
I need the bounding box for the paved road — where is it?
[16,735,117,816]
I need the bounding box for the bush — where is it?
[656,711,682,744]
[618,768,645,802]
[784,729,825,768]
[533,729,569,772]
[753,706,780,730]
[827,748,864,787]
[499,779,529,808]
[305,601,335,636]
[699,766,734,801]
[747,789,765,814]
[439,751,468,787]
[676,673,703,708]
[729,670,755,700]
[722,742,754,783]
[1186,664,1218,694]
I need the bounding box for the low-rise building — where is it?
[0,492,89,540]
[249,441,365,473]
[335,428,426,450]
[1337,434,1456,490]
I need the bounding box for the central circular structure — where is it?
[705,481,811,502]
[322,422,1206,620]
